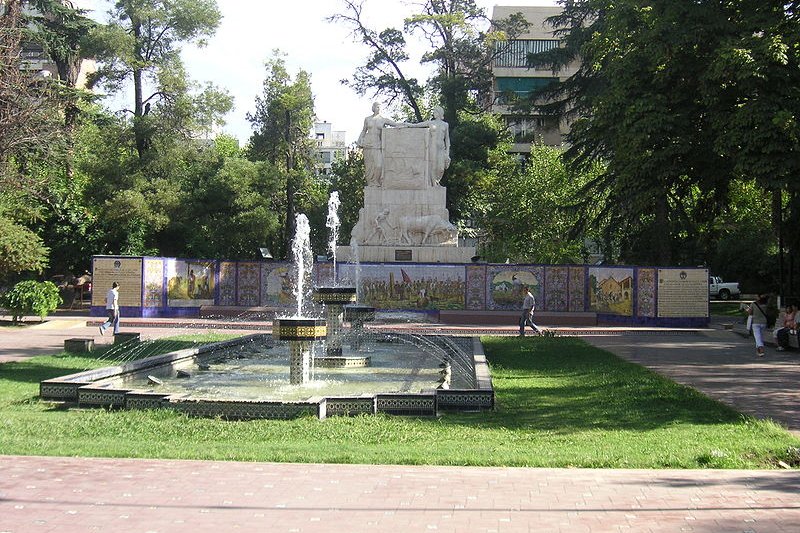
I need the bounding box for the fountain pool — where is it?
[40,331,494,420]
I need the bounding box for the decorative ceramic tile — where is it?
[143,259,164,308]
[487,266,544,311]
[568,267,586,312]
[218,262,236,306]
[325,397,376,417]
[236,261,261,306]
[588,267,634,316]
[465,265,487,310]
[545,266,569,312]
[637,268,657,318]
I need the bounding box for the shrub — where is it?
[0,280,62,323]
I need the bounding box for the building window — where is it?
[506,115,558,143]
[495,76,559,104]
[494,39,559,68]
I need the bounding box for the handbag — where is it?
[746,315,753,334]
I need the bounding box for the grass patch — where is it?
[0,335,797,468]
[710,301,747,317]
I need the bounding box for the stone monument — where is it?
[339,105,475,263]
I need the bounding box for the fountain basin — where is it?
[313,286,357,305]
[272,317,327,341]
[344,304,376,324]
[39,334,494,420]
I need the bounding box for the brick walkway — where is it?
[2,456,799,533]
[1,316,799,532]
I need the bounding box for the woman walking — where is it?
[747,294,770,357]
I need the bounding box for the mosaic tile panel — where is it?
[486,266,545,311]
[465,265,487,310]
[588,267,634,316]
[376,394,436,416]
[313,288,357,304]
[273,322,327,340]
[168,399,320,420]
[315,356,371,368]
[316,262,335,287]
[261,262,293,306]
[125,392,169,410]
[544,266,569,312]
[569,267,586,312]
[325,397,376,417]
[436,389,494,411]
[637,268,656,318]
[39,382,81,401]
[143,258,164,308]
[78,387,128,407]
[236,262,261,306]
[218,261,236,306]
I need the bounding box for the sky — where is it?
[75,0,558,145]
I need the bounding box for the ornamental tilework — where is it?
[637,268,656,318]
[326,397,376,416]
[316,262,334,287]
[569,267,586,312]
[436,390,494,410]
[143,259,164,308]
[376,394,436,416]
[237,262,261,306]
[261,262,293,306]
[465,265,487,310]
[545,266,569,312]
[169,399,319,420]
[218,262,236,306]
[486,266,544,311]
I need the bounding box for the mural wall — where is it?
[91,256,709,325]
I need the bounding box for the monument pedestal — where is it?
[348,125,475,263]
[337,244,475,263]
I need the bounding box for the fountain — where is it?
[312,192,364,363]
[39,207,493,419]
[271,214,326,384]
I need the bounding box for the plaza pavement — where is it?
[1,314,799,532]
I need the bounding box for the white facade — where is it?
[490,6,578,153]
[313,121,346,174]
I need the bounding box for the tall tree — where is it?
[331,0,528,222]
[247,52,316,257]
[0,0,61,279]
[528,0,789,266]
[87,0,224,158]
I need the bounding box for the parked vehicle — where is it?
[709,276,740,300]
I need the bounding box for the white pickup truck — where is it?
[709,276,740,300]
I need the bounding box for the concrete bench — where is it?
[113,332,140,345]
[64,338,94,353]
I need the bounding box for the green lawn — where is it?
[709,301,748,317]
[0,335,797,468]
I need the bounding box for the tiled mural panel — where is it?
[544,266,569,312]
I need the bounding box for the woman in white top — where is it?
[747,294,769,357]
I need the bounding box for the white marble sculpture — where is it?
[344,103,474,262]
[407,106,451,186]
[356,102,407,186]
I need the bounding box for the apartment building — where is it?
[490,5,578,154]
[3,0,95,86]
[313,121,346,175]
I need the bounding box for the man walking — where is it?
[519,284,540,336]
[99,282,120,336]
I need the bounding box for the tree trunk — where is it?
[654,191,671,265]
[132,20,146,159]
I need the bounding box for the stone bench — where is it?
[64,338,94,353]
[113,332,140,345]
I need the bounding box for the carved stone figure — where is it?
[407,106,451,186]
[365,208,396,245]
[396,214,457,245]
[357,102,407,186]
